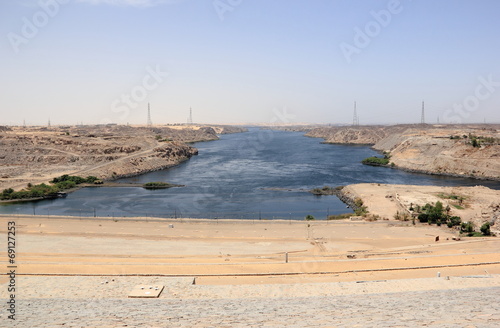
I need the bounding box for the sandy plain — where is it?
[1,212,499,282]
[1,200,500,326]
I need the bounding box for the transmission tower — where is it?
[48,118,51,128]
[187,107,193,124]
[147,103,152,127]
[421,101,425,124]
[353,101,359,126]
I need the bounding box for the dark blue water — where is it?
[2,128,499,219]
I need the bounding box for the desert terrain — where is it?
[1,124,500,326]
[0,124,246,192]
[341,183,500,234]
[1,214,499,326]
[307,124,500,180]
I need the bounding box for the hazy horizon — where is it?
[1,0,500,126]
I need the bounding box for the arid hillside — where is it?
[0,124,246,191]
[308,124,500,181]
[373,126,500,181]
[305,125,410,144]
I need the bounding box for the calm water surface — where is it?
[2,129,499,219]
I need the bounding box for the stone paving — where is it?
[3,286,500,327]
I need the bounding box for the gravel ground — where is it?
[2,276,500,327]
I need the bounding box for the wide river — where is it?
[2,128,499,219]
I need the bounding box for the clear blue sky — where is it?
[1,0,499,125]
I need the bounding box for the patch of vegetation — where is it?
[394,211,410,221]
[436,193,466,210]
[415,201,462,227]
[1,183,60,200]
[354,198,364,208]
[460,221,474,233]
[466,133,500,148]
[305,215,315,221]
[354,207,368,216]
[361,156,389,166]
[480,222,491,236]
[447,216,462,228]
[467,232,484,237]
[327,213,354,220]
[353,198,369,216]
[437,193,465,201]
[362,152,391,166]
[1,175,99,201]
[142,182,172,189]
[155,135,173,142]
[310,186,342,195]
[51,175,98,185]
[459,221,488,237]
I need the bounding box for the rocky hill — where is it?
[305,125,410,144]
[373,126,500,181]
[308,124,500,181]
[0,124,245,190]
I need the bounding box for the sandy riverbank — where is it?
[340,183,500,233]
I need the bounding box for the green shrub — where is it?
[55,181,76,190]
[418,213,429,223]
[305,215,315,221]
[85,176,99,183]
[480,222,491,236]
[51,175,86,185]
[361,157,390,166]
[461,222,475,234]
[447,216,462,228]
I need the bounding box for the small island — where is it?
[142,182,176,190]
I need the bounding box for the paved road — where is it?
[4,287,500,327]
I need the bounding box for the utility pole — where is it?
[147,103,152,127]
[187,107,193,124]
[353,101,359,126]
[421,101,425,124]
